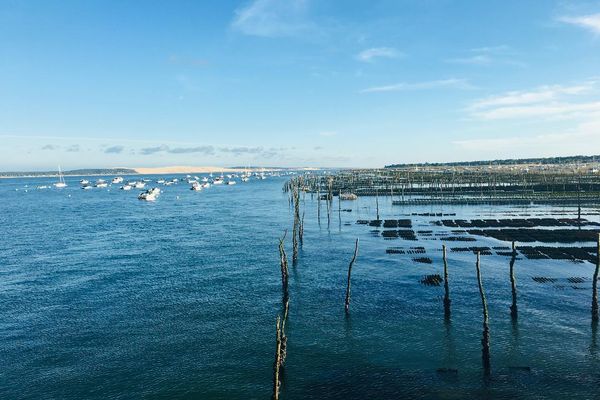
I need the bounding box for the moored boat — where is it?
[138,187,160,201]
[54,166,67,188]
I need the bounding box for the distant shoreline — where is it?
[0,166,321,179]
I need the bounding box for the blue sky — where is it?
[2,0,600,169]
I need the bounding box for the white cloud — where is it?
[468,80,599,120]
[457,79,600,158]
[560,14,600,35]
[472,102,600,120]
[231,0,311,37]
[469,45,512,54]
[361,78,473,93]
[445,45,524,67]
[454,120,600,154]
[356,47,401,62]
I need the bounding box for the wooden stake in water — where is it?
[272,316,282,400]
[593,234,600,322]
[442,245,451,320]
[292,184,300,265]
[509,241,518,320]
[577,174,582,231]
[299,211,304,246]
[278,232,289,365]
[344,239,359,314]
[375,189,380,221]
[476,252,491,377]
[317,187,321,225]
[278,232,289,292]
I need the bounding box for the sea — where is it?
[1,174,599,399]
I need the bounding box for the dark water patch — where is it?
[444,236,477,242]
[412,212,456,217]
[414,257,434,265]
[468,229,600,243]
[532,277,558,284]
[383,219,412,228]
[382,229,417,240]
[519,246,597,263]
[407,247,426,255]
[421,274,442,285]
[449,246,492,255]
[386,247,405,254]
[438,218,600,228]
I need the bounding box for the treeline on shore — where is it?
[385,154,600,168]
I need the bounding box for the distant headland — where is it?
[0,166,319,178]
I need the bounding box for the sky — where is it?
[2,0,600,170]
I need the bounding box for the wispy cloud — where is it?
[104,145,124,154]
[220,146,264,154]
[66,145,80,152]
[361,78,473,93]
[356,47,401,62]
[41,144,56,150]
[231,0,312,38]
[139,145,215,155]
[468,80,599,120]
[560,14,600,35]
[140,145,169,155]
[454,119,600,154]
[169,146,215,154]
[446,45,524,67]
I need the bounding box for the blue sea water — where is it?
[1,175,600,399]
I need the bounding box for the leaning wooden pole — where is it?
[278,231,290,357]
[299,211,305,246]
[476,252,491,377]
[592,234,600,323]
[272,316,282,400]
[375,189,380,221]
[279,232,289,291]
[442,245,451,320]
[292,184,300,265]
[509,241,518,320]
[344,239,360,314]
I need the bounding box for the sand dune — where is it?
[133,166,262,175]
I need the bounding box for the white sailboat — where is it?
[54,166,67,188]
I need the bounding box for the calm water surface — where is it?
[1,175,600,399]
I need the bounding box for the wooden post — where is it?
[344,239,360,314]
[578,174,582,230]
[476,252,491,377]
[317,186,321,225]
[509,241,518,320]
[593,234,600,322]
[443,245,451,320]
[375,188,380,221]
[279,232,289,291]
[292,183,300,265]
[299,211,305,246]
[272,316,282,400]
